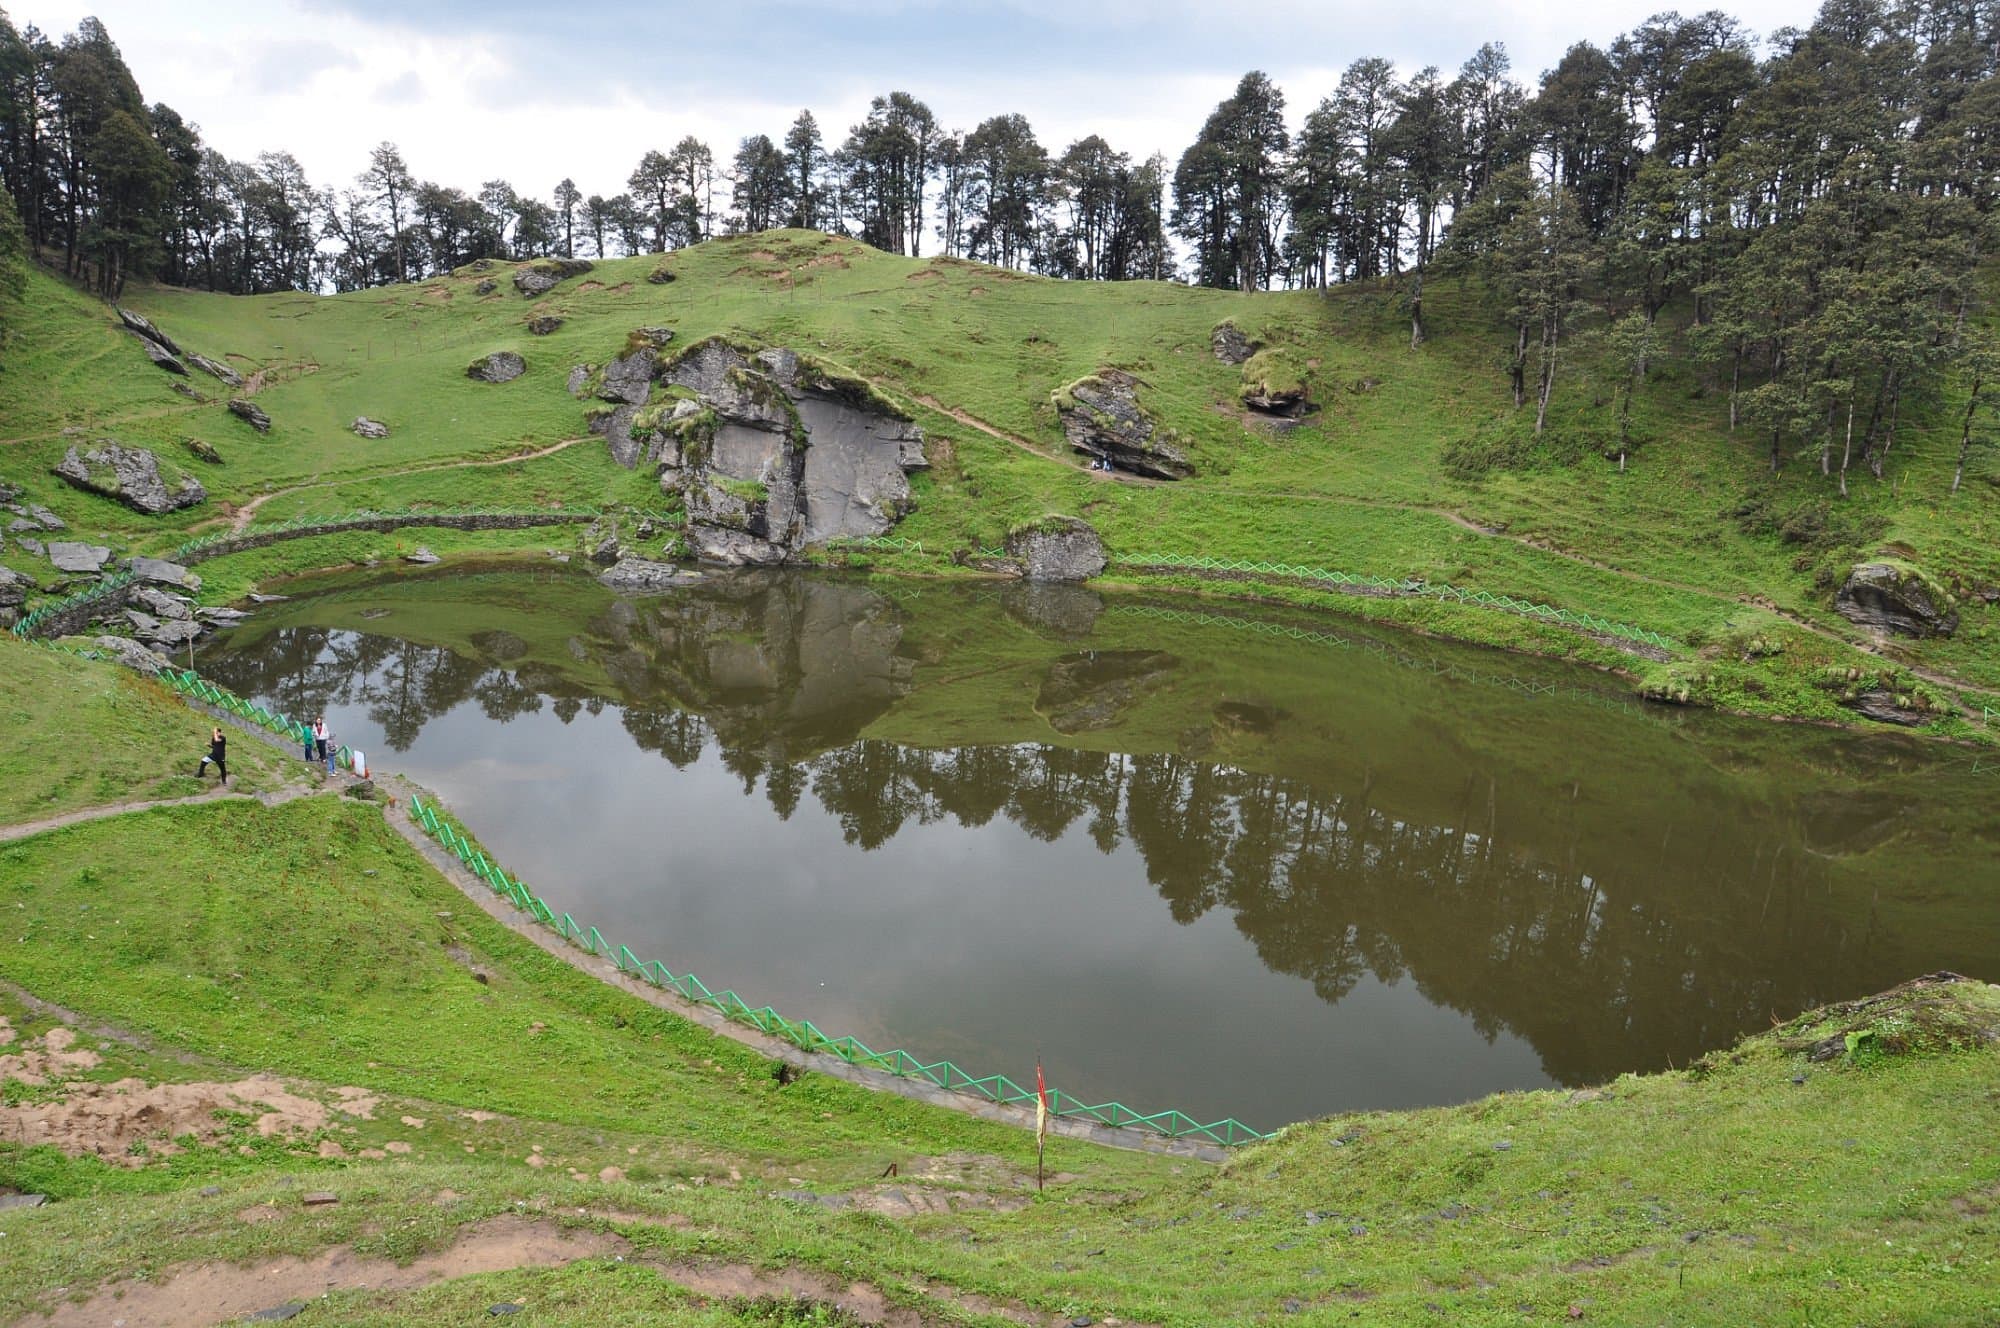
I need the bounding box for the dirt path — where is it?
[903,391,1166,487]
[26,1210,1119,1328]
[0,782,322,844]
[219,436,590,534]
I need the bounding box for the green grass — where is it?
[0,637,295,822]
[5,233,1999,729]
[0,645,1997,1322]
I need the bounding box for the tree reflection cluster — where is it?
[199,573,1999,1086]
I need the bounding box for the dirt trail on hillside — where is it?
[0,783,320,844]
[901,390,1165,487]
[218,436,590,534]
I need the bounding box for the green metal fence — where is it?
[403,791,1267,1148]
[5,602,1272,1148]
[823,536,1677,652]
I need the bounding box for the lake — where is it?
[197,564,2000,1130]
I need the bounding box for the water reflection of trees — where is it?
[201,597,1975,1089]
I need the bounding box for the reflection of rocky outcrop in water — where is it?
[200,570,2000,1090]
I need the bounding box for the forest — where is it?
[0,1,1996,488]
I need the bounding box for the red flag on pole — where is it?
[1035,1057,1048,1190]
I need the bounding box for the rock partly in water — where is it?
[126,556,200,589]
[513,258,593,296]
[227,399,272,433]
[136,335,188,375]
[352,417,390,439]
[1004,515,1108,583]
[527,315,564,336]
[53,443,207,514]
[188,353,243,387]
[1835,562,1958,638]
[586,336,927,567]
[404,547,440,565]
[46,541,112,573]
[1212,321,1257,365]
[467,351,526,384]
[1844,687,1936,727]
[1054,370,1194,479]
[598,559,705,591]
[116,307,182,355]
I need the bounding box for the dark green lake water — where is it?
[198,565,2000,1130]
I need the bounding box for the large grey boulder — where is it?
[352,417,390,439]
[0,565,28,612]
[116,307,181,355]
[1005,515,1108,583]
[52,443,207,515]
[126,556,200,589]
[46,541,111,573]
[90,635,168,673]
[599,559,705,591]
[1211,321,1257,365]
[513,258,593,296]
[136,335,188,375]
[129,584,193,619]
[1835,562,1958,638]
[467,351,527,384]
[188,353,242,387]
[227,399,272,433]
[1054,370,1193,480]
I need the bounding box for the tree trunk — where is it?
[1534,313,1558,436]
[1409,271,1425,350]
[1838,397,1854,498]
[1511,323,1528,408]
[1872,371,1903,480]
[1728,343,1742,431]
[1954,377,1981,494]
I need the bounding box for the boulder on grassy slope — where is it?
[1004,515,1108,583]
[1836,562,1958,638]
[1053,370,1194,479]
[52,443,207,515]
[467,351,527,384]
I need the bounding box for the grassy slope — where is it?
[1,231,1994,730]
[0,636,295,821]
[1,642,1998,1325]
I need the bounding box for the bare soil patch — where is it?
[0,1071,327,1166]
[29,1216,626,1328]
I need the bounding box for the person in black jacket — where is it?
[195,726,227,784]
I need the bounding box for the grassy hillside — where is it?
[1,230,1996,732]
[1,642,1997,1324]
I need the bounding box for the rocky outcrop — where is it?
[187,353,242,387]
[1835,562,1958,638]
[53,443,207,515]
[352,417,390,439]
[116,307,181,355]
[125,556,199,589]
[182,437,223,464]
[1239,349,1312,418]
[1004,515,1108,583]
[598,558,705,591]
[527,315,564,336]
[1212,321,1257,365]
[474,279,498,296]
[1054,370,1193,479]
[467,351,526,384]
[0,565,28,621]
[513,258,593,296]
[90,635,168,673]
[47,542,111,573]
[583,336,927,567]
[227,399,272,433]
[129,584,192,619]
[136,336,187,375]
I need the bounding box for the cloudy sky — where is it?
[13,0,1823,206]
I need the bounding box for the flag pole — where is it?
[1035,1054,1048,1193]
